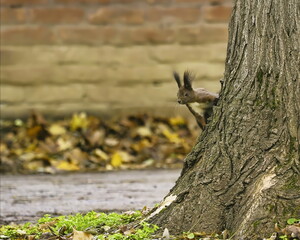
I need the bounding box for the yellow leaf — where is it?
[48,124,66,136]
[136,126,152,137]
[162,129,182,144]
[169,116,186,126]
[56,161,80,171]
[57,138,72,151]
[111,152,123,168]
[105,137,119,147]
[20,152,36,161]
[24,160,44,171]
[118,151,133,163]
[131,139,151,151]
[70,112,89,131]
[73,229,93,240]
[66,148,88,165]
[94,149,109,161]
[25,143,37,152]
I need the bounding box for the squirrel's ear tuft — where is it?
[173,71,181,88]
[183,70,194,90]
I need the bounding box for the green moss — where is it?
[266,204,275,213]
[282,174,300,191]
[256,69,264,83]
[288,136,297,161]
[253,220,261,230]
[255,98,263,106]
[282,205,300,217]
[0,211,159,240]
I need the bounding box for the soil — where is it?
[0,169,180,225]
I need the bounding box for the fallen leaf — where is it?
[169,116,186,126]
[162,228,170,239]
[73,229,93,240]
[162,129,182,144]
[105,137,119,147]
[57,138,73,151]
[65,148,88,165]
[1,112,200,174]
[0,143,8,155]
[124,228,136,236]
[70,112,89,131]
[38,137,58,154]
[131,139,151,152]
[27,125,42,139]
[136,126,152,137]
[14,119,23,127]
[55,161,80,171]
[85,130,104,146]
[282,225,300,238]
[118,151,134,163]
[23,160,45,171]
[19,152,36,162]
[27,235,36,240]
[94,149,109,161]
[103,225,110,231]
[48,124,66,136]
[111,152,123,168]
[142,158,154,167]
[16,229,26,235]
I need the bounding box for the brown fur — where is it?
[173,71,219,130]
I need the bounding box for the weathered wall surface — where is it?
[0,0,232,118]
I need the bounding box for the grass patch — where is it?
[1,212,299,240]
[0,211,158,240]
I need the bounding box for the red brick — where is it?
[127,27,175,45]
[177,24,228,44]
[146,7,200,23]
[56,26,120,45]
[29,8,84,24]
[176,26,201,44]
[89,7,144,25]
[199,24,228,42]
[208,0,232,4]
[1,26,53,45]
[0,0,47,6]
[174,0,231,3]
[203,5,232,23]
[0,8,28,24]
[55,0,110,3]
[116,0,139,2]
[146,0,171,4]
[174,0,206,3]
[56,26,175,46]
[55,0,156,4]
[43,0,166,4]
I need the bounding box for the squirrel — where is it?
[173,71,219,130]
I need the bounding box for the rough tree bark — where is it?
[150,0,300,239]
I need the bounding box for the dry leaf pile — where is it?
[0,111,200,174]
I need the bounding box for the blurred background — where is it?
[1,0,233,225]
[0,0,232,119]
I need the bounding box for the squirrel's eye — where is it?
[184,93,188,97]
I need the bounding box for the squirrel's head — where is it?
[173,71,195,104]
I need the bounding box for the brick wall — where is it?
[0,0,232,118]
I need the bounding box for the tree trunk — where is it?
[150,0,300,239]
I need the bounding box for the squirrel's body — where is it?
[173,71,219,130]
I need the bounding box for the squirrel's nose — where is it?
[178,100,182,104]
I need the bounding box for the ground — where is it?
[0,170,180,225]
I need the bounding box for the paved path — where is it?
[0,170,180,224]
